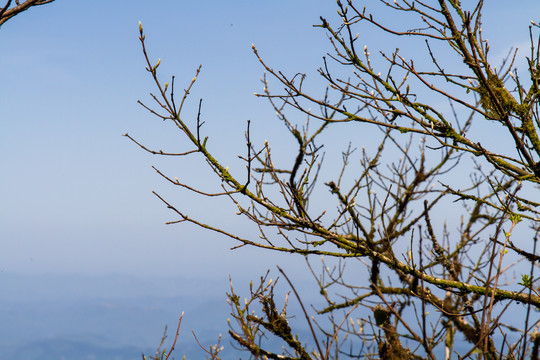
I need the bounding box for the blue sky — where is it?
[0,0,339,280]
[1,1,539,282]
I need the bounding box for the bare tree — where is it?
[132,1,540,359]
[0,0,55,28]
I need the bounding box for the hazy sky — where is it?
[1,1,539,281]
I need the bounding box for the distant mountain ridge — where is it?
[0,272,316,359]
[0,273,232,359]
[7,335,150,360]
